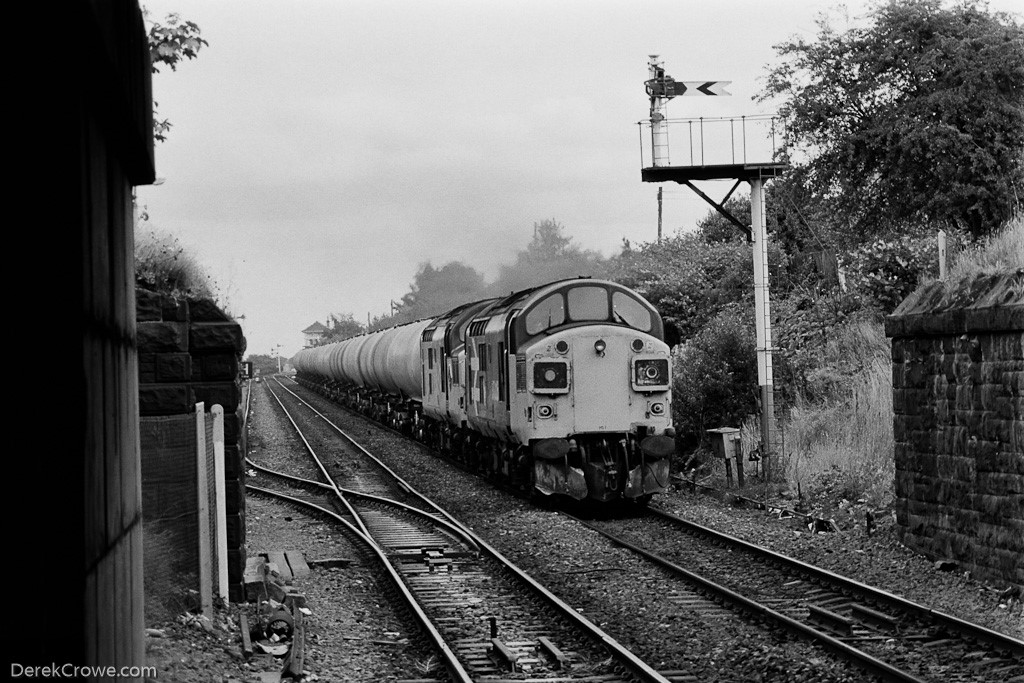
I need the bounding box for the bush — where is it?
[135,224,218,301]
[839,227,970,313]
[773,284,867,404]
[671,305,758,446]
[612,233,790,345]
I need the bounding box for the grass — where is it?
[945,216,1023,284]
[778,317,895,507]
[766,217,1022,509]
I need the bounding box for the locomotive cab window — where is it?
[612,292,652,332]
[525,293,565,334]
[567,286,609,321]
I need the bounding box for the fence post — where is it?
[938,230,947,280]
[212,404,228,602]
[195,402,213,618]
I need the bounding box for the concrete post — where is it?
[750,178,777,477]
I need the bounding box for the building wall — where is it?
[886,272,1023,588]
[137,291,248,601]
[14,1,156,676]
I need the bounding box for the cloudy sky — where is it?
[134,0,1019,359]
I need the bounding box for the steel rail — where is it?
[271,376,472,537]
[246,457,480,554]
[647,505,1024,658]
[269,377,674,683]
[568,514,929,683]
[246,483,475,683]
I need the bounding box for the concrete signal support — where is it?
[639,56,785,473]
[750,178,777,473]
[641,163,786,476]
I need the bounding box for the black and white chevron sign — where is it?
[648,78,732,97]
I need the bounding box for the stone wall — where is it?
[137,289,248,601]
[885,271,1023,588]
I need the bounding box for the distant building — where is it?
[302,321,330,347]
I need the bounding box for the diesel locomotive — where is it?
[292,277,676,503]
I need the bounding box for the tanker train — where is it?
[292,277,676,503]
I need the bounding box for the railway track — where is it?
[570,507,1024,683]
[249,376,690,682]
[269,375,1023,682]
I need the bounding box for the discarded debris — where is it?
[255,641,289,657]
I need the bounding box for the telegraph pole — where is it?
[657,186,663,242]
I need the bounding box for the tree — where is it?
[696,196,751,244]
[609,232,789,345]
[488,219,609,295]
[145,10,208,142]
[372,261,487,330]
[321,313,364,343]
[670,305,759,445]
[761,0,1024,240]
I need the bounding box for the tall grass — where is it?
[779,319,894,505]
[946,215,1023,283]
[774,217,1021,506]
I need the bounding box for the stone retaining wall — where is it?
[885,271,1023,588]
[137,289,248,601]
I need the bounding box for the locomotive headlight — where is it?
[650,402,665,415]
[631,338,645,352]
[594,339,606,356]
[532,360,569,394]
[536,403,554,419]
[555,340,569,354]
[632,357,670,390]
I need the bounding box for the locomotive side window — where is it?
[612,292,653,331]
[525,293,565,334]
[498,342,507,403]
[567,286,609,321]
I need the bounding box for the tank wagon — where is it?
[292,278,675,503]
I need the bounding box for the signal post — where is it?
[639,55,786,478]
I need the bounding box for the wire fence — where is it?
[141,403,226,625]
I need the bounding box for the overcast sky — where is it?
[134,0,1019,359]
